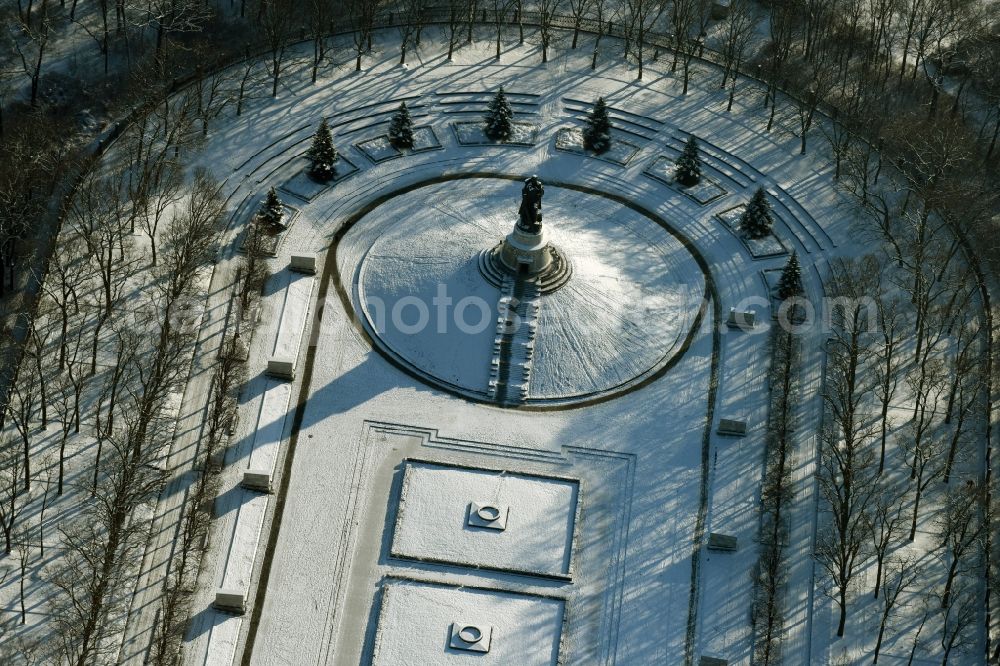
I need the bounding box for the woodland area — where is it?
[0,0,997,322]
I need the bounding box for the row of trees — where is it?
[751,318,800,664]
[815,249,985,661]
[729,0,998,657]
[0,85,232,661]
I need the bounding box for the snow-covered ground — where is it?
[169,30,818,666]
[390,461,578,578]
[370,579,565,665]
[0,1,990,662]
[350,178,704,402]
[63,22,977,666]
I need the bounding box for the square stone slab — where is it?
[467,502,509,530]
[449,622,493,652]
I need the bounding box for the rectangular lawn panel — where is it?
[390,460,579,579]
[279,157,360,201]
[555,127,640,166]
[357,128,440,163]
[644,156,727,204]
[280,169,330,201]
[371,579,564,666]
[453,121,537,146]
[506,121,538,145]
[554,126,585,154]
[411,125,442,152]
[716,204,788,259]
[356,135,404,163]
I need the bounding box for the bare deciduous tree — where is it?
[491,0,517,60]
[9,0,51,107]
[140,0,212,65]
[567,0,594,48]
[867,482,906,599]
[138,157,184,269]
[0,434,26,554]
[718,0,757,110]
[939,582,978,664]
[50,423,164,666]
[39,242,86,372]
[258,0,295,97]
[350,0,382,71]
[589,0,608,70]
[444,0,467,59]
[69,171,137,322]
[873,291,905,475]
[942,320,983,483]
[51,373,76,495]
[24,308,51,428]
[816,257,880,637]
[936,482,985,610]
[14,522,33,624]
[239,218,271,317]
[624,0,664,80]
[9,362,39,493]
[536,0,562,63]
[899,361,947,541]
[397,0,423,64]
[307,0,334,82]
[235,49,263,117]
[872,553,921,663]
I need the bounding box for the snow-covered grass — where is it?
[716,204,788,258]
[356,127,442,162]
[351,179,704,403]
[371,580,565,666]
[390,461,578,578]
[411,126,442,151]
[279,157,361,201]
[356,135,404,162]
[645,156,727,204]
[280,168,332,201]
[453,121,538,146]
[554,127,641,166]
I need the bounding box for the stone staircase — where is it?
[488,276,540,406]
[478,244,573,294]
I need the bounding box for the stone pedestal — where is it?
[479,225,572,295]
[499,226,553,274]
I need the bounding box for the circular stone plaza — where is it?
[79,22,984,666]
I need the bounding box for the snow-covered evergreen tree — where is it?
[258,187,286,231]
[388,102,415,149]
[739,187,774,239]
[583,97,612,154]
[675,135,702,186]
[776,252,804,300]
[484,86,514,141]
[306,118,339,182]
